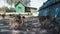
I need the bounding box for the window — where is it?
[18,6,21,9]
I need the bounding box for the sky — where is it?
[30,0,47,9]
[0,0,47,9]
[0,0,14,8]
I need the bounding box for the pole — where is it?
[4,0,5,13]
[11,0,12,8]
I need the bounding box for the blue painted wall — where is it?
[38,3,60,17]
[39,8,48,16]
[49,3,60,17]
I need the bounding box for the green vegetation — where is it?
[0,7,15,12]
[6,0,24,5]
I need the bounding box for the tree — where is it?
[6,0,24,5]
[6,0,29,6]
[6,0,14,7]
[0,8,2,11]
[1,6,9,11]
[6,8,15,12]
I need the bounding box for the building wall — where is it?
[48,3,60,17]
[31,9,38,16]
[39,8,48,16]
[25,7,31,12]
[15,3,25,13]
[31,9,37,13]
[39,2,60,17]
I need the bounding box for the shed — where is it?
[15,1,25,13]
[15,1,37,13]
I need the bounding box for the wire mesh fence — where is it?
[0,14,44,34]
